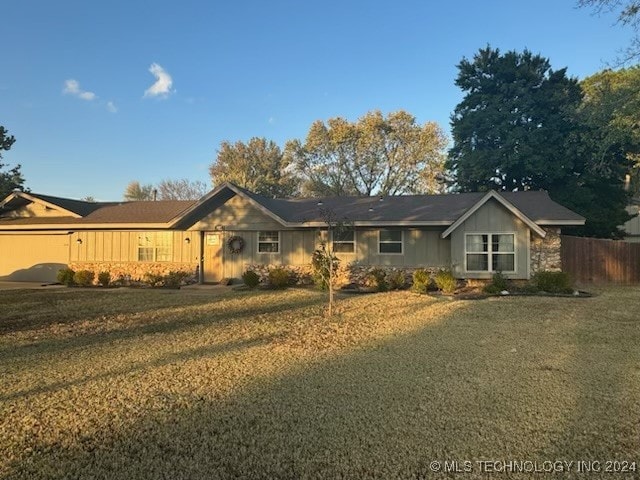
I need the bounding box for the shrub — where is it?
[73,269,95,287]
[164,271,189,288]
[532,271,573,294]
[56,268,73,286]
[242,270,260,288]
[483,271,509,293]
[434,269,457,294]
[97,271,111,287]
[311,248,339,290]
[57,268,76,286]
[144,272,165,287]
[387,270,406,290]
[483,284,502,294]
[411,269,430,294]
[365,268,388,292]
[268,267,290,289]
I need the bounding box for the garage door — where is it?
[0,233,70,282]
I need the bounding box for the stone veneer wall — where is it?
[69,262,199,283]
[246,263,446,287]
[530,227,562,273]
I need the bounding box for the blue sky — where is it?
[1,0,634,200]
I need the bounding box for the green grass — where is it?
[1,287,639,479]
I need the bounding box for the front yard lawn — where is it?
[1,287,639,479]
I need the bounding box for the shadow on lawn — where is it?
[0,291,325,362]
[4,294,640,479]
[1,335,278,403]
[532,289,640,463]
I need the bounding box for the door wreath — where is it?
[227,235,245,254]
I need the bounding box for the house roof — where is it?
[0,183,585,230]
[0,191,195,228]
[231,188,585,226]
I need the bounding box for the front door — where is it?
[203,232,223,282]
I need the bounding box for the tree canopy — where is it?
[123,179,208,201]
[0,126,26,199]
[448,47,583,192]
[156,178,208,200]
[448,47,634,238]
[210,137,296,197]
[285,110,448,196]
[123,181,154,201]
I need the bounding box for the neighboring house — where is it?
[0,183,585,283]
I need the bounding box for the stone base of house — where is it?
[530,227,562,274]
[69,262,199,284]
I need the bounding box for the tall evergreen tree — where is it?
[448,47,633,238]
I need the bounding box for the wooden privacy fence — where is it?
[561,235,640,284]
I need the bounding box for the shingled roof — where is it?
[0,183,584,229]
[226,185,585,225]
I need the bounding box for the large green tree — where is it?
[210,137,296,197]
[0,126,26,199]
[448,47,633,238]
[448,47,583,192]
[580,66,640,195]
[286,110,448,196]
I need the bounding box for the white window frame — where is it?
[378,229,404,255]
[331,228,356,254]
[137,232,173,262]
[464,232,516,273]
[257,231,280,254]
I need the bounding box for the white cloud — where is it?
[63,79,97,101]
[143,63,173,98]
[268,116,276,124]
[106,101,118,113]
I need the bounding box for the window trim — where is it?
[464,232,516,273]
[137,231,173,262]
[331,228,356,254]
[257,230,280,254]
[377,229,404,255]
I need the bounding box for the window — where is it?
[465,233,515,272]
[332,229,355,253]
[378,230,403,254]
[258,231,280,253]
[137,232,172,262]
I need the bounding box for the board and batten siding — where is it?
[351,228,450,267]
[69,231,200,264]
[449,199,530,279]
[215,230,316,279]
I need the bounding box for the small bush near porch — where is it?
[1,287,639,479]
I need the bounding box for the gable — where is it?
[442,190,546,238]
[458,198,527,232]
[189,193,284,231]
[1,199,76,219]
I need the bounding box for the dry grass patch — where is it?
[1,287,639,479]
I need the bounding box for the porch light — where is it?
[76,238,83,245]
[184,237,191,244]
[368,207,374,212]
[317,200,323,206]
